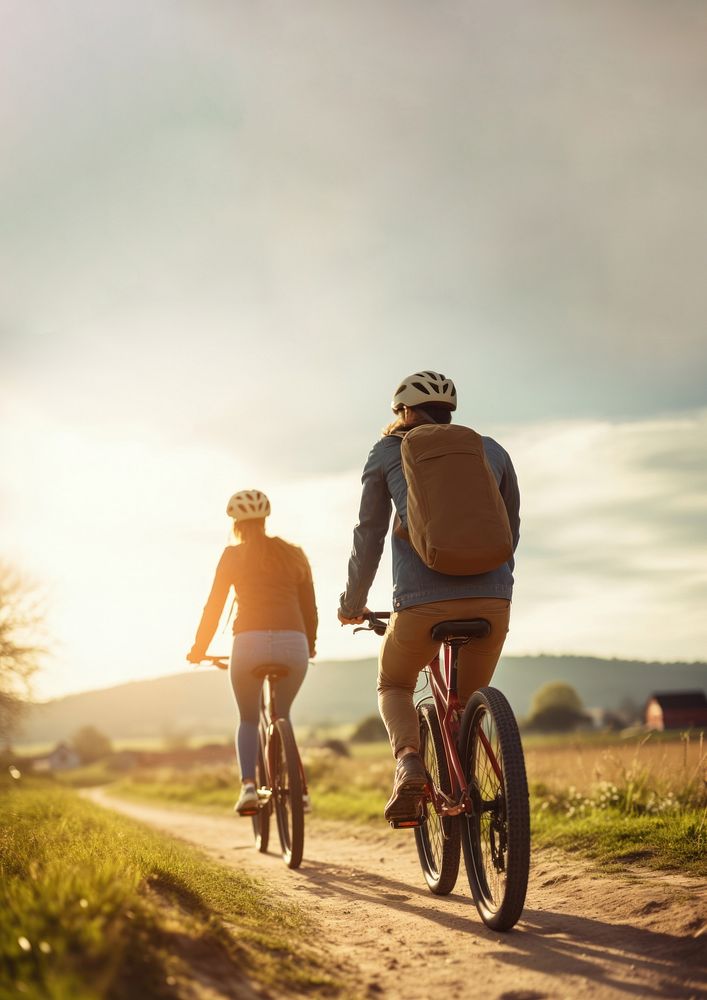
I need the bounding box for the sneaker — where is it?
[235,784,259,816]
[384,752,427,823]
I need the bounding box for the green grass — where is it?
[54,761,120,788]
[13,735,236,757]
[114,769,388,825]
[305,747,388,822]
[111,772,236,810]
[532,801,707,875]
[531,768,707,876]
[0,775,341,1000]
[109,745,392,824]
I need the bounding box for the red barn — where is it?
[645,690,707,731]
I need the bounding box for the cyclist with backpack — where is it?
[187,490,318,815]
[338,372,520,824]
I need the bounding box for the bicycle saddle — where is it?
[251,664,290,680]
[431,619,491,642]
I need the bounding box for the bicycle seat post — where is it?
[265,675,276,722]
[431,619,492,707]
[445,641,463,699]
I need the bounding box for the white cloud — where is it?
[501,410,707,660]
[2,0,707,435]
[3,391,706,697]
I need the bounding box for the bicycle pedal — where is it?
[238,807,259,816]
[389,815,426,830]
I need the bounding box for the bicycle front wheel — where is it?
[414,704,460,895]
[272,719,304,869]
[251,732,270,853]
[459,687,529,931]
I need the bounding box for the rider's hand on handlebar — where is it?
[337,606,369,626]
[186,648,204,664]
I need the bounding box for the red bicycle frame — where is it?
[424,642,505,818]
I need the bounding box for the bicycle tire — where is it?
[414,704,461,895]
[459,687,529,931]
[251,731,270,853]
[272,718,304,869]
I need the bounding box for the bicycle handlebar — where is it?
[353,611,392,637]
[201,655,229,670]
[202,610,393,665]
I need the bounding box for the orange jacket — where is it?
[191,539,318,657]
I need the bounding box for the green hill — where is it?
[17,654,707,747]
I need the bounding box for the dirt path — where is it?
[86,790,706,1000]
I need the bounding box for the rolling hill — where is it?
[17,654,707,746]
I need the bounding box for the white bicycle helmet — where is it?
[226,489,271,521]
[391,371,457,412]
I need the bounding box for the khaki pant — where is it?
[377,597,511,756]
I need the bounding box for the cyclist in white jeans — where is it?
[187,490,317,814]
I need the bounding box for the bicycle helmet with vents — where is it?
[226,489,271,521]
[391,371,457,412]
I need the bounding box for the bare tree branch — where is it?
[0,562,47,748]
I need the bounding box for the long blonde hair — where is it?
[232,518,266,545]
[232,519,303,579]
[382,403,453,436]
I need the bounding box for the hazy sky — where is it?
[2,1,706,698]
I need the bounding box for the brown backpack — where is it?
[398,423,513,576]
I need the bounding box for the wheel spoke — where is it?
[473,709,507,906]
[414,704,461,896]
[276,735,292,849]
[251,736,270,853]
[422,721,445,873]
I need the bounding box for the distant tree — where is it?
[0,564,45,751]
[350,714,388,743]
[526,681,590,733]
[320,738,350,757]
[71,725,113,764]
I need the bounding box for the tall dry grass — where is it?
[528,731,706,816]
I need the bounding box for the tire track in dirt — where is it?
[86,790,706,1000]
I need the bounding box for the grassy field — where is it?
[103,728,707,876]
[0,774,341,1000]
[528,730,706,874]
[109,745,389,824]
[524,728,705,790]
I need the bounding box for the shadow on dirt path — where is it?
[85,790,706,1000]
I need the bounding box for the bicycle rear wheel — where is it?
[272,718,304,869]
[459,687,529,931]
[251,731,270,853]
[414,704,460,895]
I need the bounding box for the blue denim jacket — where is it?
[340,431,520,615]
